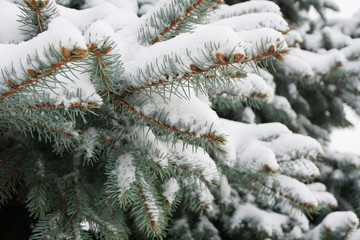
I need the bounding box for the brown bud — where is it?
[61,46,71,58]
[27,69,38,78]
[190,64,199,71]
[257,92,264,98]
[264,164,277,173]
[44,0,49,6]
[31,0,36,5]
[215,52,226,62]
[276,38,280,42]
[275,54,284,61]
[88,102,99,107]
[89,42,97,50]
[233,53,244,63]
[8,80,17,89]
[283,29,290,34]
[102,46,112,54]
[72,48,88,58]
[82,105,88,111]
[268,45,275,53]
[281,48,290,53]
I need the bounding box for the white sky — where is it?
[327,0,360,154]
[327,0,360,18]
[330,106,360,154]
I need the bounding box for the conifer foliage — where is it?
[0,0,359,239]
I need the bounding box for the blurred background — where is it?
[321,0,360,154]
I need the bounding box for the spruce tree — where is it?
[0,0,359,239]
[223,0,360,239]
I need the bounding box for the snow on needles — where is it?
[162,178,179,205]
[112,153,136,196]
[304,211,359,239]
[230,203,289,237]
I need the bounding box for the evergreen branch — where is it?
[272,70,312,82]
[72,179,81,217]
[255,178,315,212]
[214,91,268,99]
[0,102,99,113]
[19,0,59,39]
[152,0,222,44]
[0,47,88,103]
[277,156,317,164]
[23,0,50,33]
[6,116,73,136]
[78,179,94,205]
[182,179,214,213]
[113,96,226,144]
[123,52,244,96]
[86,40,124,94]
[100,136,116,146]
[171,162,206,181]
[242,48,289,64]
[90,44,112,91]
[228,166,315,212]
[286,173,318,181]
[138,0,222,45]
[0,148,23,206]
[122,47,285,99]
[340,226,355,240]
[137,183,157,229]
[85,214,118,238]
[54,186,78,239]
[0,165,22,191]
[209,92,265,111]
[27,181,47,218]
[30,213,61,240]
[264,164,278,173]
[194,194,210,210]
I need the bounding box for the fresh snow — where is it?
[162,178,179,205]
[230,203,289,236]
[112,153,136,196]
